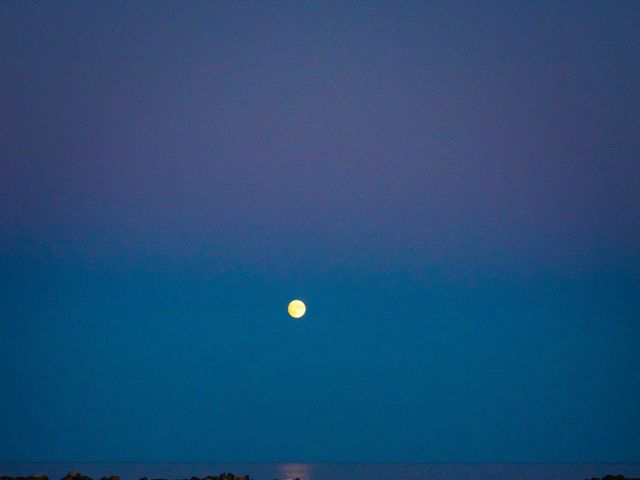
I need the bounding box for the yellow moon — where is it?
[288,299,306,318]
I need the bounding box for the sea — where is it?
[2,463,640,480]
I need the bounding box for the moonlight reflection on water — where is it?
[278,464,310,480]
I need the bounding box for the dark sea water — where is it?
[2,463,640,480]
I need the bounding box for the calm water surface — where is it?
[2,463,640,480]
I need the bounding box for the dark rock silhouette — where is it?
[586,476,640,480]
[0,473,251,480]
[1,477,48,480]
[61,472,92,480]
[3,473,639,480]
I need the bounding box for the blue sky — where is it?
[1,1,639,461]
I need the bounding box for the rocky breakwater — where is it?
[1,476,50,480]
[2,473,250,480]
[586,476,640,480]
[140,473,250,480]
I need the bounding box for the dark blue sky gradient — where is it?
[1,1,639,462]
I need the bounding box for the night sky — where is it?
[1,1,639,462]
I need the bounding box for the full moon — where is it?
[288,299,306,318]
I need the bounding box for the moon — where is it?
[288,299,306,319]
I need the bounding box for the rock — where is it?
[59,472,92,480]
[1,473,257,480]
[0,476,48,480]
[586,476,640,480]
